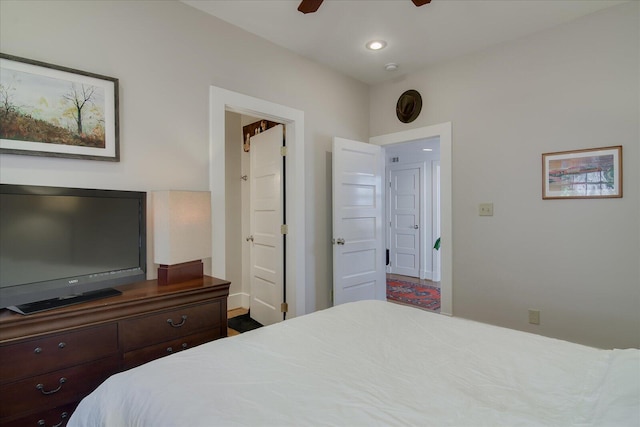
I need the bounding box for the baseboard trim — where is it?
[420,269,433,281]
[228,292,250,310]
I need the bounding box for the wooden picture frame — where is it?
[542,146,622,199]
[0,53,119,161]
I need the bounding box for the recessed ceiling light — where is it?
[366,40,387,51]
[385,63,398,71]
[422,148,433,152]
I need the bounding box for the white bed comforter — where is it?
[69,300,639,427]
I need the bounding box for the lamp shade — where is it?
[153,191,212,266]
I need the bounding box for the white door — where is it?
[332,137,385,305]
[389,166,420,278]
[249,124,284,326]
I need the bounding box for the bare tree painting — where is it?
[0,67,106,148]
[63,83,97,136]
[0,54,119,161]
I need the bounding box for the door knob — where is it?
[413,225,419,229]
[246,235,254,242]
[335,238,345,245]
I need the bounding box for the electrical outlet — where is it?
[479,203,494,216]
[528,309,540,325]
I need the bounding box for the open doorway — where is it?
[384,137,441,312]
[210,86,308,319]
[385,137,441,281]
[370,122,452,316]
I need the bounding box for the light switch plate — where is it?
[479,203,494,216]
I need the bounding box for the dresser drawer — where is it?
[120,301,221,352]
[122,330,219,370]
[1,402,77,427]
[0,355,118,420]
[0,324,118,384]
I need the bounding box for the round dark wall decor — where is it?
[396,89,422,123]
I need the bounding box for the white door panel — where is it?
[389,166,420,277]
[250,125,284,326]
[332,137,385,306]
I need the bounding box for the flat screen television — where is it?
[0,184,147,314]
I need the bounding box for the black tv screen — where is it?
[0,184,146,313]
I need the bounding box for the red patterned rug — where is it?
[387,279,441,311]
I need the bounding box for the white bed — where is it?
[69,300,639,426]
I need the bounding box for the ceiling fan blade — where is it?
[411,0,432,6]
[298,0,323,14]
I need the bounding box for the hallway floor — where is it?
[387,273,441,313]
[387,273,440,289]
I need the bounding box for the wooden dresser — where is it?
[0,276,230,427]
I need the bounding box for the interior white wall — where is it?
[0,0,370,313]
[370,2,640,349]
[1,0,636,349]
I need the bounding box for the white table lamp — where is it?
[153,190,212,285]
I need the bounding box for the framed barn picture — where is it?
[0,53,119,161]
[542,146,622,199]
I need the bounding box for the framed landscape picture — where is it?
[542,146,622,199]
[0,53,119,161]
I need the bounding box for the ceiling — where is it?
[181,0,626,85]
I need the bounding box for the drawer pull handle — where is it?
[58,342,66,349]
[167,315,187,327]
[34,347,42,354]
[37,411,68,427]
[167,343,188,354]
[36,377,66,395]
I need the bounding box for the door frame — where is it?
[209,86,307,318]
[431,161,441,282]
[370,122,453,316]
